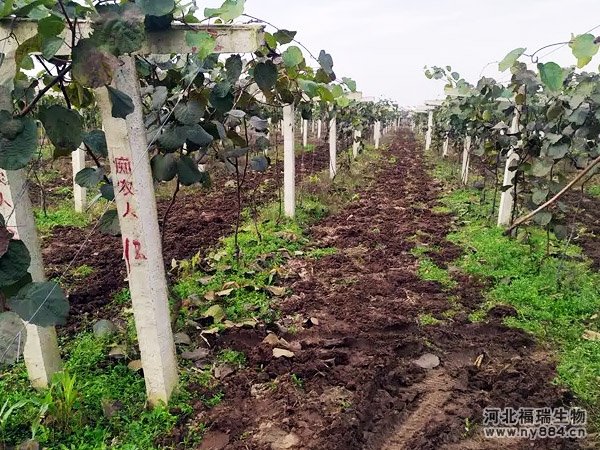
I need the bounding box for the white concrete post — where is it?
[72,147,87,212]
[95,56,177,406]
[317,120,322,140]
[329,115,337,179]
[0,171,63,388]
[302,119,308,148]
[374,121,381,149]
[498,111,521,226]
[461,136,471,185]
[283,105,295,217]
[353,129,362,159]
[311,120,315,134]
[425,110,433,151]
[0,32,62,388]
[442,136,449,157]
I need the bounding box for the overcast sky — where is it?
[242,0,600,107]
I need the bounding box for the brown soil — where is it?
[156,131,591,449]
[38,144,331,331]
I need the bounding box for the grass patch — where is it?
[588,184,600,198]
[418,313,443,326]
[417,259,456,288]
[0,333,200,449]
[428,156,600,429]
[34,204,89,234]
[70,264,94,278]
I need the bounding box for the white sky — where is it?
[243,0,600,107]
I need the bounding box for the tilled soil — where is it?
[39,143,331,329]
[163,131,591,449]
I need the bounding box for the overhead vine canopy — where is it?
[424,32,600,235]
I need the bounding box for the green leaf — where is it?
[569,34,599,68]
[213,80,231,98]
[185,124,214,146]
[20,55,34,70]
[38,105,84,153]
[318,50,334,75]
[41,36,64,60]
[158,126,186,151]
[273,29,296,45]
[14,34,42,73]
[0,240,30,286]
[533,211,552,227]
[151,153,177,182]
[225,54,243,84]
[0,0,15,19]
[100,184,114,201]
[342,77,356,92]
[537,62,564,92]
[331,84,343,98]
[298,79,318,98]
[546,102,564,120]
[137,0,174,16]
[1,273,32,303]
[106,86,134,119]
[317,85,334,103]
[185,31,216,60]
[282,46,304,67]
[209,90,234,113]
[0,312,26,367]
[83,130,108,158]
[532,157,554,177]
[254,60,278,92]
[250,155,269,172]
[0,112,38,170]
[174,100,204,125]
[75,167,104,188]
[547,143,569,159]
[204,0,245,22]
[72,39,121,88]
[336,96,350,107]
[532,188,549,205]
[38,15,65,37]
[552,224,568,240]
[7,282,69,327]
[499,47,526,72]
[177,155,209,186]
[99,209,120,236]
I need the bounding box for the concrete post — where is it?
[442,136,449,157]
[461,136,471,185]
[283,105,295,217]
[0,31,62,388]
[0,171,63,388]
[353,129,361,159]
[94,56,178,406]
[329,115,337,179]
[374,121,381,149]
[302,119,308,148]
[425,110,433,151]
[498,111,521,226]
[317,120,322,140]
[72,147,87,212]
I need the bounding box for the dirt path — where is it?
[168,131,590,449]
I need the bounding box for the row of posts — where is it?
[422,107,519,226]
